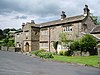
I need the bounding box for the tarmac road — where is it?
[0,50,100,75]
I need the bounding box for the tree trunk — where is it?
[80,51,82,56]
[55,49,58,54]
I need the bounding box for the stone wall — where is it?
[98,45,100,68]
[73,51,89,56]
[0,46,21,52]
[83,16,95,33]
[0,46,16,52]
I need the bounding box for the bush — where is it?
[63,51,68,56]
[65,50,73,56]
[59,50,73,56]
[34,49,53,59]
[59,50,64,56]
[38,52,54,59]
[34,49,45,56]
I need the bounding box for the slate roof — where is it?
[15,30,23,33]
[91,25,100,34]
[38,15,86,27]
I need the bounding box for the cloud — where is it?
[13,15,27,19]
[0,0,100,29]
[0,0,100,17]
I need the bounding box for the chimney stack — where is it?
[83,5,90,16]
[22,23,25,30]
[61,11,66,20]
[31,20,35,24]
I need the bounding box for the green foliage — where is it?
[63,50,73,56]
[70,40,80,51]
[0,28,16,46]
[69,34,97,55]
[7,39,15,47]
[3,28,10,35]
[80,34,97,55]
[59,50,64,56]
[38,52,54,59]
[63,51,67,56]
[0,29,4,40]
[34,49,54,59]
[53,41,58,53]
[34,49,45,56]
[59,50,73,56]
[59,32,68,46]
[92,16,100,25]
[3,38,9,46]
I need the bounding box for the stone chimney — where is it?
[61,11,66,20]
[83,5,90,16]
[22,23,25,30]
[31,20,35,24]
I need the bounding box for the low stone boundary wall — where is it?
[98,49,100,68]
[0,46,21,52]
[73,51,89,56]
[1,46,8,51]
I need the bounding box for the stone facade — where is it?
[15,5,100,52]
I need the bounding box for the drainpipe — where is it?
[49,27,50,52]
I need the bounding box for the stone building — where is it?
[15,5,100,52]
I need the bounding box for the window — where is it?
[41,30,48,35]
[40,43,48,48]
[64,26,72,32]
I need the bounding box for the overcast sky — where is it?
[0,0,100,29]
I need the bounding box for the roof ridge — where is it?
[38,15,84,25]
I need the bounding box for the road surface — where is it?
[0,51,100,75]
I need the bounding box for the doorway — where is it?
[25,42,29,52]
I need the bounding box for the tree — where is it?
[53,41,58,54]
[7,39,15,47]
[3,28,10,35]
[0,29,4,40]
[92,16,100,25]
[10,28,16,31]
[3,33,10,46]
[80,34,97,55]
[70,40,80,51]
[59,32,68,47]
[0,29,3,35]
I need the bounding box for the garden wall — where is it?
[73,51,90,56]
[0,46,21,52]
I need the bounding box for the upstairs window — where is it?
[64,26,72,32]
[41,30,48,35]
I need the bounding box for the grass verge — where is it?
[50,55,98,67]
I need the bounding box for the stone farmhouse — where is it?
[15,5,100,52]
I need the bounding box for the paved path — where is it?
[0,51,100,75]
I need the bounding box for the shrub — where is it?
[59,50,64,56]
[59,50,73,56]
[66,50,73,56]
[38,52,54,59]
[34,49,45,56]
[80,34,97,55]
[44,52,54,58]
[34,49,53,59]
[63,51,67,56]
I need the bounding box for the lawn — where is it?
[51,55,99,67]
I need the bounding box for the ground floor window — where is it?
[40,43,48,48]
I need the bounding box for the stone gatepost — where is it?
[97,44,100,68]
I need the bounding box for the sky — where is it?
[0,0,100,29]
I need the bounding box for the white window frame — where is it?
[64,26,72,32]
